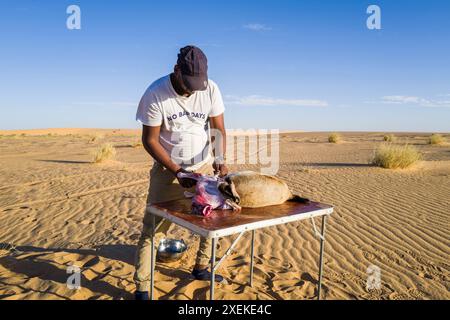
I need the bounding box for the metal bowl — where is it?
[156,238,188,263]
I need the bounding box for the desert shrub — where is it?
[428,134,445,145]
[328,132,341,143]
[88,133,104,143]
[371,144,421,169]
[93,143,116,163]
[383,134,396,142]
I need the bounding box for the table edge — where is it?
[147,204,333,238]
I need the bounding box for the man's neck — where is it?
[170,73,190,97]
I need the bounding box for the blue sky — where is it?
[0,0,449,131]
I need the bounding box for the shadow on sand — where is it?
[300,162,372,168]
[0,243,135,300]
[0,242,325,300]
[36,159,91,164]
[0,243,210,300]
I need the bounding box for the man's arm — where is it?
[209,114,228,176]
[142,124,180,174]
[142,125,196,188]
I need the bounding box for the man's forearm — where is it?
[213,128,227,161]
[143,139,180,174]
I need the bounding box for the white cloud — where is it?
[243,23,272,31]
[381,96,424,104]
[225,95,328,107]
[380,95,450,108]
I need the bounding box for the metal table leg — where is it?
[317,215,327,300]
[150,214,155,300]
[210,237,217,300]
[250,230,255,287]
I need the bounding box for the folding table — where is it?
[146,198,333,300]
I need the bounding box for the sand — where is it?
[0,129,449,300]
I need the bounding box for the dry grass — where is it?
[383,134,396,142]
[33,133,55,138]
[68,134,84,139]
[372,144,421,169]
[88,133,105,144]
[93,143,116,163]
[428,134,446,145]
[328,132,341,143]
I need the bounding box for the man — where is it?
[134,45,228,300]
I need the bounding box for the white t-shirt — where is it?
[136,75,225,170]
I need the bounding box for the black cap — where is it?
[177,45,208,91]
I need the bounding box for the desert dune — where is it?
[0,130,449,300]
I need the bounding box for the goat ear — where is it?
[217,182,229,196]
[228,181,240,204]
[218,181,241,204]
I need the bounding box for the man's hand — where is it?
[213,162,229,177]
[175,167,197,188]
